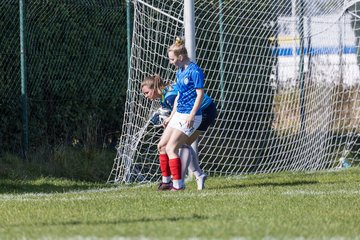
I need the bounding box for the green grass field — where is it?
[1,168,360,239]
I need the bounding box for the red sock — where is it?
[169,157,182,180]
[159,154,171,177]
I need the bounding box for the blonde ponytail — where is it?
[168,36,188,58]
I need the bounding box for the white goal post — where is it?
[108,0,360,184]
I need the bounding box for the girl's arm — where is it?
[186,88,204,128]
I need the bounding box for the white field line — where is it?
[159,189,360,199]
[282,189,360,195]
[2,188,360,202]
[38,236,208,240]
[38,236,158,240]
[36,236,360,240]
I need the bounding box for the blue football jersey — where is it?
[162,84,213,112]
[160,85,178,110]
[175,62,205,115]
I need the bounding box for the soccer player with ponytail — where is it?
[156,37,215,191]
[141,73,216,190]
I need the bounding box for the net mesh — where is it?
[108,0,360,183]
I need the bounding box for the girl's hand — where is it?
[186,114,195,128]
[163,117,171,128]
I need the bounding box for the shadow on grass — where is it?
[214,180,320,190]
[0,180,111,194]
[6,214,208,228]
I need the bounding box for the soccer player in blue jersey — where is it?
[156,37,215,191]
[141,74,216,190]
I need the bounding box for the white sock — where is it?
[179,146,191,180]
[192,170,201,179]
[172,179,185,189]
[187,146,203,176]
[162,176,171,183]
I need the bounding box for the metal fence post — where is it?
[19,0,29,159]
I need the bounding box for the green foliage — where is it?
[1,168,360,239]
[0,147,114,182]
[0,1,128,154]
[0,2,21,152]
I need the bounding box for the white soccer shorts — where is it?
[168,112,202,136]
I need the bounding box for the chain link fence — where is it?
[0,0,128,156]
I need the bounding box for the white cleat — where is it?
[196,173,207,190]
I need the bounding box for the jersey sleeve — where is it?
[164,94,176,110]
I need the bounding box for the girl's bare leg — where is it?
[166,128,189,189]
[157,127,174,186]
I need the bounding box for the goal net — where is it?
[108,0,360,183]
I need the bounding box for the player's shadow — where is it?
[0,181,113,194]
[215,180,320,190]
[6,214,208,228]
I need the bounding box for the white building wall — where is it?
[274,14,360,87]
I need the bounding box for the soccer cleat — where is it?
[157,182,172,191]
[196,173,207,190]
[170,186,185,191]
